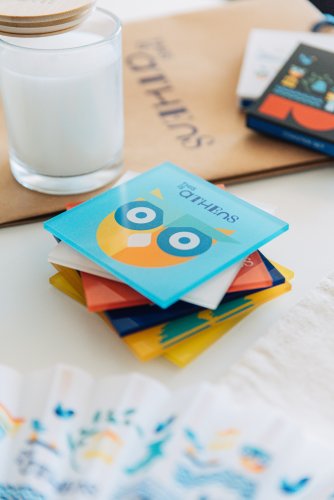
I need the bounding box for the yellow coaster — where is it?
[165,309,254,368]
[51,263,84,297]
[123,299,255,362]
[49,261,293,366]
[165,281,292,367]
[49,271,117,332]
[49,272,85,306]
[271,260,294,282]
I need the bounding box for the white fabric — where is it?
[220,272,334,445]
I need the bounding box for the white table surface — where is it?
[1,0,334,389]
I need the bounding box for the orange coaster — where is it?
[81,272,151,313]
[227,251,273,293]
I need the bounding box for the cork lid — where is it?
[0,0,96,36]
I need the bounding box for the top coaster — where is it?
[44,162,289,308]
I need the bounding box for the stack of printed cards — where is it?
[1,364,333,499]
[237,29,334,108]
[246,43,334,156]
[44,163,292,366]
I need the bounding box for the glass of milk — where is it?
[0,8,123,194]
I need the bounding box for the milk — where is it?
[0,31,123,177]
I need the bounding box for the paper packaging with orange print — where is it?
[247,43,334,155]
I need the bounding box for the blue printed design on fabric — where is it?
[0,484,45,500]
[113,479,178,500]
[125,416,176,475]
[280,477,311,495]
[175,465,257,500]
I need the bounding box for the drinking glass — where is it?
[0,8,123,194]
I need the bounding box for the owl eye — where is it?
[157,227,212,257]
[126,206,157,224]
[114,201,163,230]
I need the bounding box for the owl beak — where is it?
[127,233,152,248]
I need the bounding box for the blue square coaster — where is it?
[44,163,288,308]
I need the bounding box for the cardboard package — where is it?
[0,0,325,227]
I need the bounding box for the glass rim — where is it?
[0,7,122,53]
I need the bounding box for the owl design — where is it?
[96,194,235,268]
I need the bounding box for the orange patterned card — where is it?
[81,272,151,312]
[227,251,272,293]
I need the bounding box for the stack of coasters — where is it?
[0,0,95,36]
[246,43,334,156]
[45,163,292,366]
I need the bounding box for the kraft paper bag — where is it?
[0,0,326,227]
